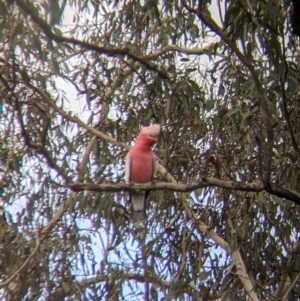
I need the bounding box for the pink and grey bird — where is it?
[125,124,161,222]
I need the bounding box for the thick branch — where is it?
[69,178,264,193]
[266,183,300,205]
[69,179,300,206]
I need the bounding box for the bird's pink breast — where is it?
[129,146,153,183]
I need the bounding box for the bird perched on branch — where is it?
[125,124,161,223]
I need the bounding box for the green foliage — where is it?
[0,0,300,300]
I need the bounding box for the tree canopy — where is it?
[1,0,300,300]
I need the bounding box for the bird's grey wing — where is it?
[125,152,131,183]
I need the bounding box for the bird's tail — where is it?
[131,192,146,222]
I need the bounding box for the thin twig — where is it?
[281,271,300,301]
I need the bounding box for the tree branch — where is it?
[68,179,300,206]
[49,268,221,300]
[266,182,300,205]
[144,42,224,60]
[279,35,300,158]
[181,0,273,185]
[156,163,259,301]
[13,0,169,79]
[69,178,264,193]
[22,79,129,150]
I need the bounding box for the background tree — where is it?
[1,0,300,300]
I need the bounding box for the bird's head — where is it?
[138,124,161,146]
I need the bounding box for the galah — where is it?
[125,124,161,222]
